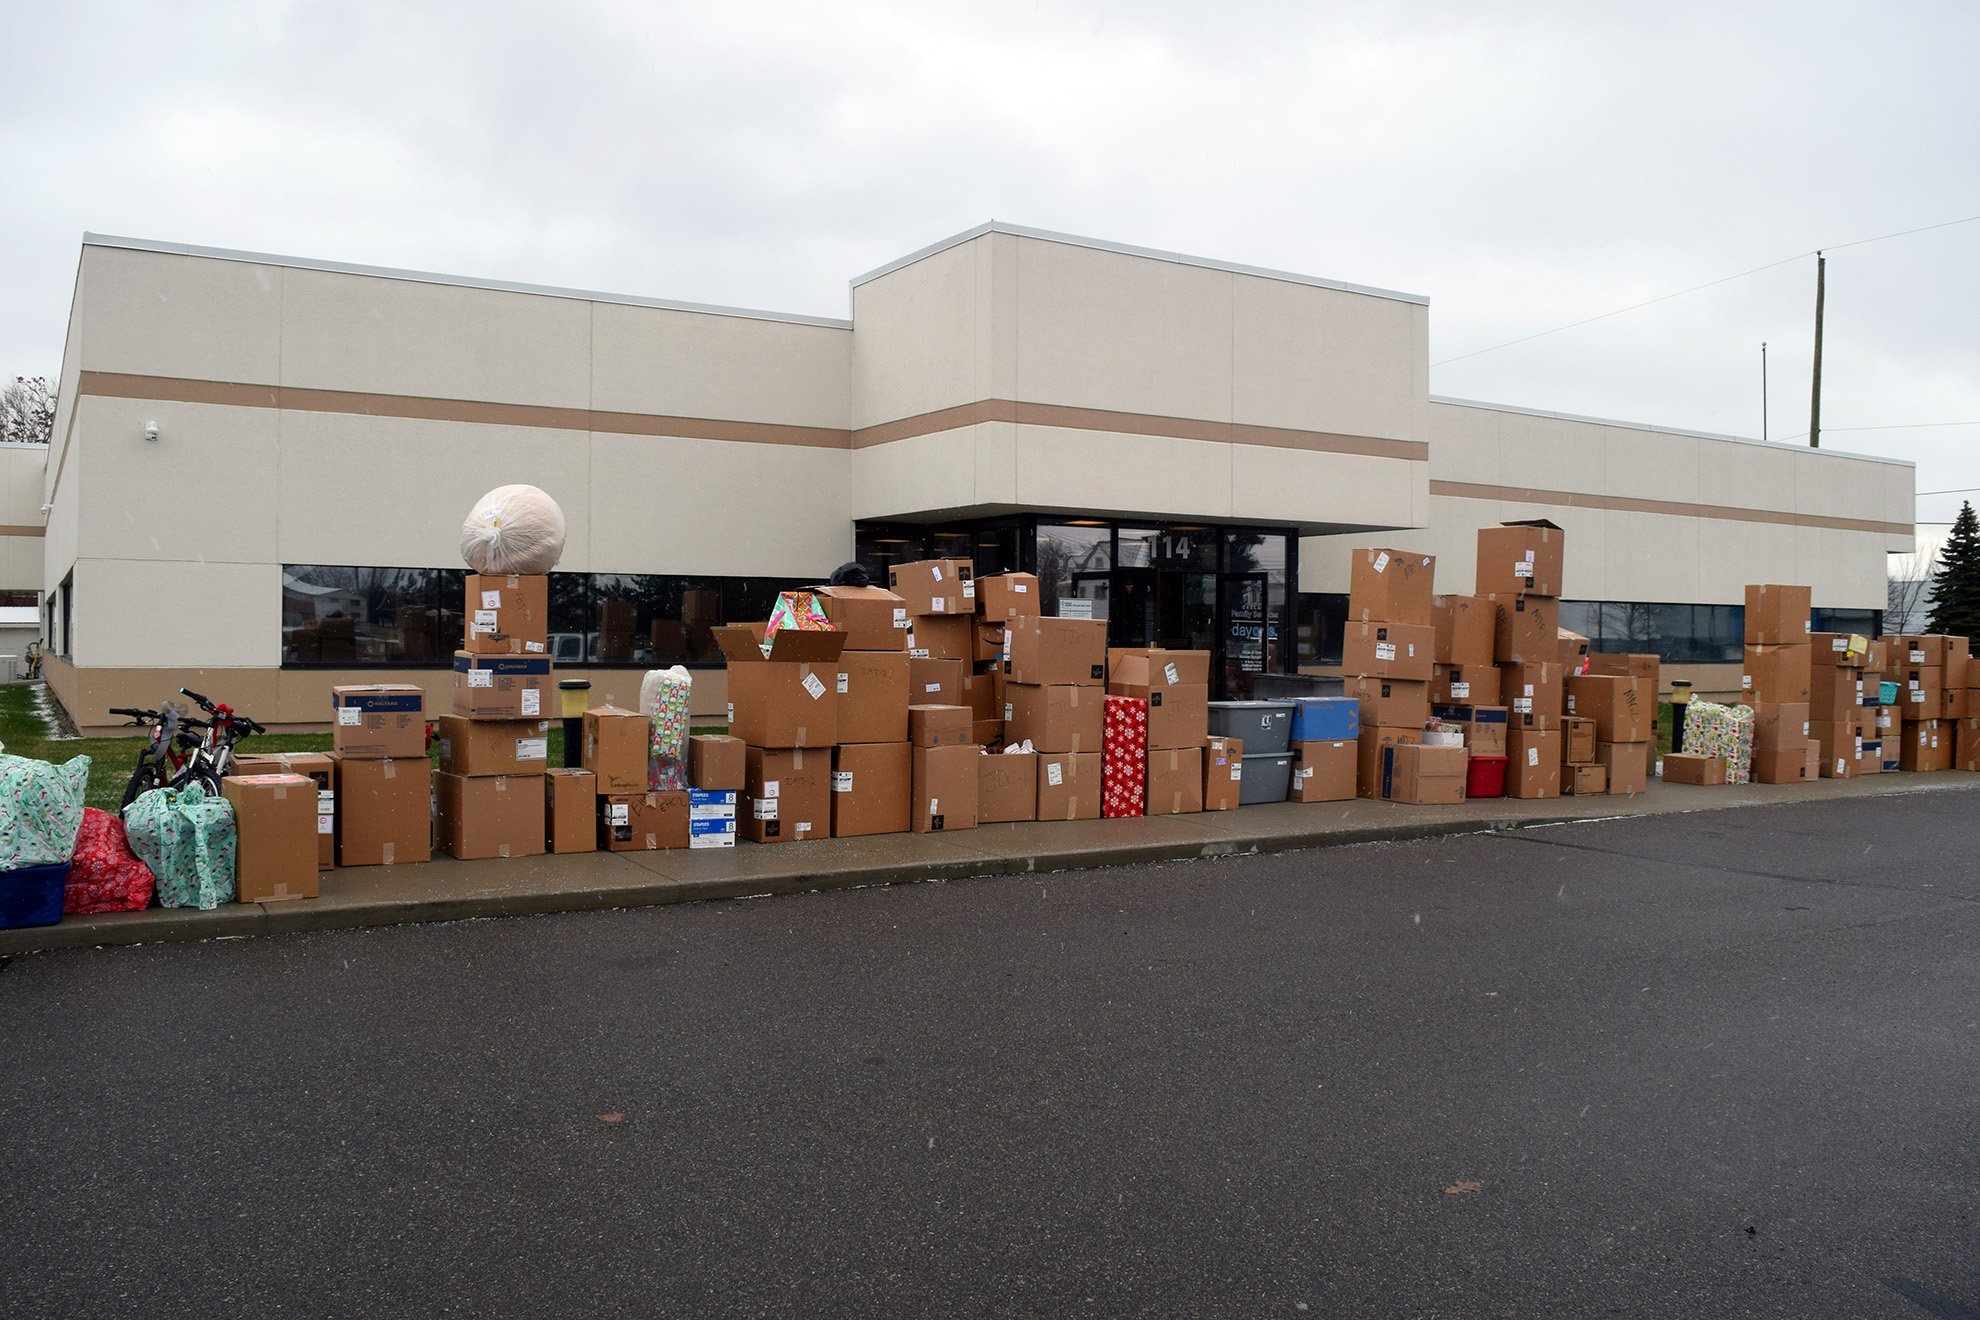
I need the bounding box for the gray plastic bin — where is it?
[1239,751,1294,804]
[1209,700,1294,756]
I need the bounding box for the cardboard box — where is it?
[977,572,1043,621]
[909,704,974,748]
[977,749,1038,823]
[463,573,550,656]
[1476,520,1565,597]
[1348,547,1437,626]
[1562,764,1609,796]
[1142,747,1204,814]
[905,614,973,662]
[1036,752,1102,820]
[814,584,910,652]
[1502,660,1565,728]
[689,789,738,850]
[1809,666,1868,723]
[1811,632,1871,667]
[1433,594,1498,668]
[1378,743,1467,805]
[1752,702,1812,758]
[1558,628,1591,670]
[1107,647,1213,691]
[1289,739,1356,803]
[1859,740,1886,775]
[909,656,965,706]
[1900,666,1943,719]
[1956,717,1980,772]
[1203,736,1244,810]
[1101,694,1149,818]
[1433,663,1500,707]
[1356,726,1417,799]
[1586,653,1660,680]
[1288,697,1360,742]
[1948,637,1970,692]
[233,752,336,869]
[836,650,911,744]
[1752,737,1815,784]
[1431,704,1508,757]
[1505,726,1562,799]
[690,734,746,791]
[1894,635,1952,668]
[974,621,1007,666]
[1342,621,1435,682]
[333,754,430,866]
[888,559,977,616]
[743,747,831,844]
[1811,725,1864,778]
[1597,741,1650,795]
[1345,676,1430,729]
[1563,717,1596,765]
[831,742,911,837]
[1003,616,1108,687]
[434,772,547,860]
[1004,683,1105,753]
[222,774,319,902]
[330,685,426,759]
[436,714,552,777]
[958,669,1001,723]
[1564,675,1655,744]
[1938,686,1969,721]
[600,791,690,851]
[714,625,846,748]
[544,769,597,853]
[1899,719,1954,772]
[1104,683,1208,751]
[1487,593,1561,664]
[452,653,553,720]
[580,706,647,796]
[972,718,1004,748]
[1663,752,1726,785]
[1740,643,1813,704]
[912,744,979,831]
[1744,584,1812,644]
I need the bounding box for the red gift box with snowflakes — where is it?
[1102,694,1148,818]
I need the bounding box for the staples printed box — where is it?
[714,625,846,748]
[1348,548,1437,626]
[689,790,738,849]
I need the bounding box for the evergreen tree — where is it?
[1925,500,1980,640]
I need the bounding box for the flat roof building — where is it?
[14,223,1912,732]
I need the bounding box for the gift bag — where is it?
[0,752,90,870]
[66,807,156,915]
[764,590,832,645]
[123,784,238,910]
[641,665,693,791]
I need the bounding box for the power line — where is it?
[1917,486,1980,498]
[1779,421,1980,442]
[1431,211,1980,368]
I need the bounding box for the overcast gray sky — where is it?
[4,1,1974,551]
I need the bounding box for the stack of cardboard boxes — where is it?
[1108,647,1209,814]
[1891,632,1966,772]
[891,560,989,832]
[818,583,914,838]
[1742,584,1820,785]
[1287,696,1360,803]
[229,749,336,887]
[1577,654,1658,793]
[1343,548,1438,800]
[328,683,431,866]
[1479,521,1567,800]
[717,623,846,844]
[1430,592,1505,796]
[1558,715,1603,794]
[975,573,1044,820]
[431,572,553,859]
[1003,612,1108,820]
[1958,638,1980,771]
[1809,632,1874,778]
[1865,637,1902,772]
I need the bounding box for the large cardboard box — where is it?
[906,614,973,662]
[978,749,1038,823]
[912,744,979,831]
[1564,674,1655,744]
[436,714,552,778]
[222,774,319,902]
[1003,616,1108,686]
[1662,752,1726,786]
[1378,743,1467,805]
[1345,676,1430,729]
[233,752,335,869]
[1289,739,1356,803]
[836,650,911,744]
[1505,726,1562,799]
[715,626,846,749]
[958,669,1001,724]
[1433,594,1497,668]
[1487,593,1561,664]
[1144,747,1204,814]
[909,704,974,748]
[1203,736,1244,810]
[978,573,1043,621]
[1938,686,1969,722]
[333,755,431,866]
[601,791,690,851]
[581,706,648,796]
[1108,647,1212,691]
[831,742,911,837]
[1432,704,1508,757]
[1597,741,1650,795]
[1476,520,1565,597]
[544,769,597,853]
[1810,724,1865,778]
[1899,719,1954,772]
[690,734,746,791]
[1502,660,1565,728]
[1586,653,1659,680]
[910,656,965,706]
[1810,666,1868,722]
[1433,663,1500,707]
[1744,584,1813,645]
[814,584,910,652]
[1342,621,1435,683]
[1752,737,1815,784]
[974,621,1007,666]
[888,559,976,616]
[1751,702,1812,766]
[1812,632,1871,667]
[1103,684,1208,751]
[1348,548,1437,626]
[1948,636,1971,692]
[331,685,427,759]
[1741,643,1813,704]
[1355,726,1417,799]
[1563,717,1597,765]
[743,747,831,844]
[1004,683,1105,753]
[1956,717,1980,772]
[434,772,547,860]
[1036,752,1102,820]
[464,573,550,656]
[1900,666,1943,719]
[452,653,553,720]
[1894,635,1952,668]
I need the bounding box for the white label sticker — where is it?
[1004,703,1014,721]
[931,565,943,582]
[1524,550,1536,562]
[474,609,499,629]
[1514,697,1532,713]
[1013,582,1028,593]
[481,590,502,609]
[892,607,909,628]
[925,683,942,693]
[468,670,493,688]
[836,672,850,694]
[1831,637,1847,652]
[1375,642,1397,661]
[962,582,975,598]
[520,689,540,715]
[1742,675,1753,688]
[1452,682,1471,699]
[1231,764,1243,780]
[1836,758,1847,775]
[1523,684,1535,698]
[317,814,334,835]
[317,790,335,813]
[337,707,362,726]
[763,780,780,798]
[1046,762,1064,786]
[609,804,629,825]
[909,647,929,659]
[525,640,545,653]
[752,798,777,820]
[931,596,946,612]
[517,738,548,761]
[802,671,827,701]
[832,771,854,792]
[1372,551,1390,574]
[1515,561,1534,579]
[1296,767,1310,782]
[1407,644,1418,657]
[928,797,940,815]
[726,702,734,722]
[1527,747,1540,767]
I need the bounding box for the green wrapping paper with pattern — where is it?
[122,783,239,910]
[0,752,90,869]
[1682,700,1754,785]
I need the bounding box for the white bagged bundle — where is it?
[460,484,567,574]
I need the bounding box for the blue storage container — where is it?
[1289,696,1359,742]
[0,862,69,930]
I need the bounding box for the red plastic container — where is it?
[1465,755,1508,798]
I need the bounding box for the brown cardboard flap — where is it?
[765,628,849,663]
[713,625,769,662]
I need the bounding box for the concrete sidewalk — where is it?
[8,771,1977,955]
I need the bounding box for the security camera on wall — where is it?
[143,421,159,442]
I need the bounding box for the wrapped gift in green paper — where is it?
[123,783,238,910]
[1682,700,1754,785]
[763,590,833,647]
[0,752,90,869]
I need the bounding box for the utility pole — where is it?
[1808,252,1826,449]
[1761,341,1768,442]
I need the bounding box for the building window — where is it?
[1812,607,1880,636]
[281,566,465,665]
[1295,593,1348,667]
[1036,523,1112,619]
[0,590,35,608]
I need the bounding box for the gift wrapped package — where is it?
[764,591,834,646]
[641,666,694,791]
[1682,700,1755,784]
[1102,694,1149,819]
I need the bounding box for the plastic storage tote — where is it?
[1465,756,1508,799]
[1209,701,1295,757]
[1238,751,1294,805]
[0,862,70,929]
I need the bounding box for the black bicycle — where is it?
[178,688,266,782]
[110,703,211,809]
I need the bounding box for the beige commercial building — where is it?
[7,223,1911,733]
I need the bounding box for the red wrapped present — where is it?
[65,807,156,914]
[1102,694,1148,819]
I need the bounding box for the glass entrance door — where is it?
[1221,572,1268,699]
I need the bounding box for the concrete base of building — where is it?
[8,769,1974,956]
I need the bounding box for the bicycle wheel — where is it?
[187,768,222,798]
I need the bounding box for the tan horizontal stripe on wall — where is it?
[1429,478,1911,537]
[0,524,44,537]
[851,398,1428,460]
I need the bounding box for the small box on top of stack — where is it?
[1742,584,1817,785]
[1343,546,1435,799]
[1479,520,1566,799]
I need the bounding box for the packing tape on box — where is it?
[499,844,511,858]
[382,761,397,780]
[382,842,395,864]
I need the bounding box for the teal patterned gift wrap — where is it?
[1682,700,1755,785]
[0,752,90,870]
[640,665,693,791]
[122,783,239,910]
